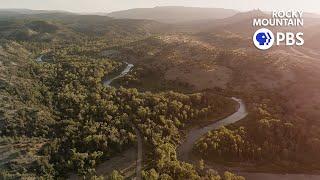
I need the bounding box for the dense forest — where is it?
[195,92,320,171]
[2,9,320,180]
[0,37,241,179]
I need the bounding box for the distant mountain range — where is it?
[0,9,72,16]
[1,7,320,49]
[2,7,320,24]
[0,10,170,42]
[107,6,239,23]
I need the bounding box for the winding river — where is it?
[178,97,320,180]
[104,62,134,86]
[36,56,320,180]
[36,55,44,62]
[103,62,143,180]
[178,97,247,162]
[69,62,139,179]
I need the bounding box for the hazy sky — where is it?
[1,0,319,13]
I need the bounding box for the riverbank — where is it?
[178,97,248,163]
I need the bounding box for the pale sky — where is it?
[1,0,319,13]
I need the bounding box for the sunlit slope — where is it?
[108,6,238,23]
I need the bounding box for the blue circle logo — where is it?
[253,28,275,50]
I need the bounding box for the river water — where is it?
[178,97,247,161]
[104,62,134,86]
[44,57,319,180]
[36,55,43,62]
[178,97,320,180]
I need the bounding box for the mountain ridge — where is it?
[108,6,239,23]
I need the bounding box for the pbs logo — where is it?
[253,28,304,50]
[253,28,275,50]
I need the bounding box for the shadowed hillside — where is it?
[0,12,171,42]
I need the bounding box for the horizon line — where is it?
[0,6,319,15]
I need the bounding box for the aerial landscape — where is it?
[1,1,320,179]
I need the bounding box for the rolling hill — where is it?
[1,7,320,179]
[108,6,238,23]
[0,11,171,42]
